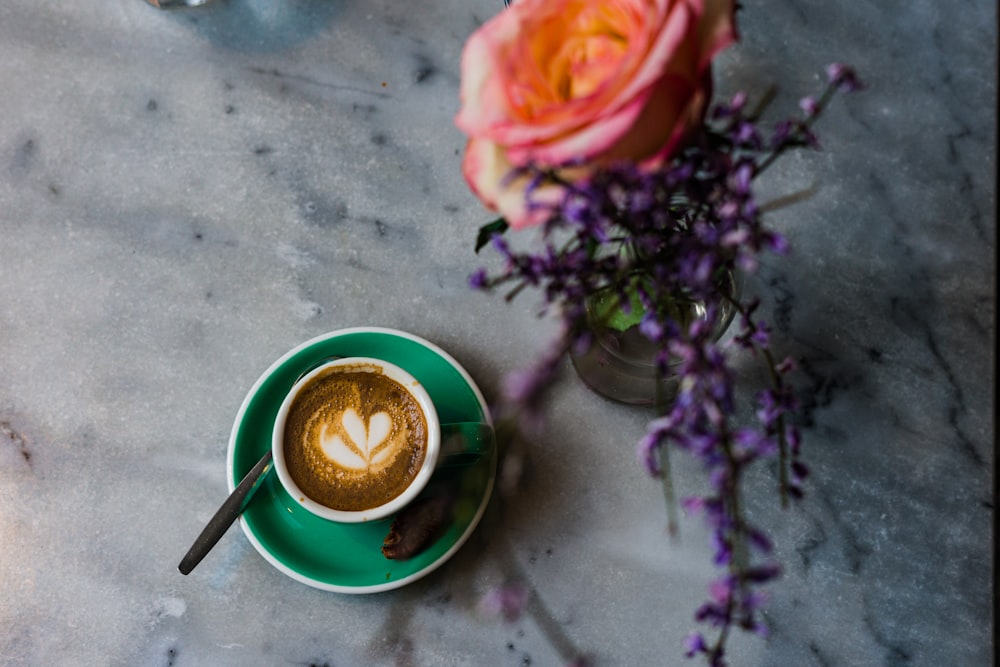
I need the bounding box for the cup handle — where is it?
[438,422,495,467]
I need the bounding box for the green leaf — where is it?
[474,218,510,254]
[591,286,647,332]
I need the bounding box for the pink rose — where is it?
[455,0,737,229]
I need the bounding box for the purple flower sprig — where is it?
[642,316,800,666]
[471,65,860,666]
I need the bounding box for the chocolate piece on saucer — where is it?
[381,492,454,560]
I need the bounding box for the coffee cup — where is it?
[272,357,493,523]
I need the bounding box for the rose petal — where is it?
[455,0,738,221]
[462,138,560,229]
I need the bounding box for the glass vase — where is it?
[568,271,740,406]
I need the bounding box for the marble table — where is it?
[1,1,993,665]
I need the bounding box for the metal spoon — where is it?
[178,449,274,575]
[178,356,342,575]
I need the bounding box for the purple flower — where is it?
[775,356,797,374]
[732,428,768,460]
[732,121,761,148]
[637,433,663,477]
[638,414,679,476]
[639,313,665,341]
[709,576,734,604]
[681,496,706,515]
[766,231,790,254]
[466,65,861,666]
[468,268,489,289]
[710,531,732,566]
[826,62,863,92]
[730,162,753,195]
[712,90,747,120]
[491,233,512,260]
[502,368,542,405]
[684,632,709,657]
[770,119,793,148]
[479,582,530,622]
[748,528,774,554]
[799,95,819,117]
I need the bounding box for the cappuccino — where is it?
[281,363,428,512]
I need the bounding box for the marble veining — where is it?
[0,0,993,665]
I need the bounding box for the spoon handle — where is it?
[178,450,274,575]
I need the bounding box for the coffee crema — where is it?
[282,364,428,512]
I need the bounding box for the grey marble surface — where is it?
[0,1,994,665]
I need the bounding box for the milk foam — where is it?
[282,365,428,511]
[315,408,403,471]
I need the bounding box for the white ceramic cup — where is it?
[272,357,492,523]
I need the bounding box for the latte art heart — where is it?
[281,365,429,512]
[319,409,396,470]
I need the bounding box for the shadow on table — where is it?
[156,0,347,53]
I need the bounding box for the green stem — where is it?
[722,292,793,508]
[655,373,680,538]
[761,347,791,509]
[754,82,839,178]
[708,431,745,663]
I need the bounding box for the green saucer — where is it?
[227,327,496,593]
